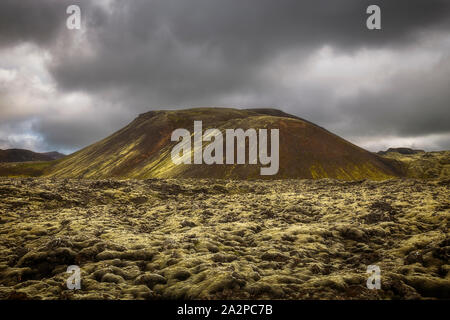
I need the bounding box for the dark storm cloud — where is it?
[0,0,449,152]
[0,0,108,48]
[50,0,450,95]
[0,0,66,48]
[31,112,126,152]
[337,58,450,138]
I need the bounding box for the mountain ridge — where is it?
[377,147,426,156]
[44,107,403,180]
[0,148,65,163]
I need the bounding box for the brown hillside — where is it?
[44,108,403,180]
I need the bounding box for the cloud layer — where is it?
[0,0,449,153]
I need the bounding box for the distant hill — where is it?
[43,108,403,180]
[41,151,66,160]
[0,149,65,163]
[377,147,425,156]
[378,149,450,179]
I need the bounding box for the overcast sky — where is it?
[0,0,449,154]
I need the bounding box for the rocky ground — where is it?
[381,150,450,179]
[0,177,448,300]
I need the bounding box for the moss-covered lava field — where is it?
[0,178,448,299]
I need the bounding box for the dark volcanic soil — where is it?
[0,178,448,300]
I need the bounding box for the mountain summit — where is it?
[46,108,402,180]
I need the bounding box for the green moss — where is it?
[310,163,328,179]
[0,161,54,177]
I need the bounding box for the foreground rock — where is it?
[0,178,448,300]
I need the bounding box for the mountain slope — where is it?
[0,149,65,162]
[377,148,425,156]
[45,108,403,180]
[379,149,450,179]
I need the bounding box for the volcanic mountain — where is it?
[0,149,65,163]
[43,108,403,180]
